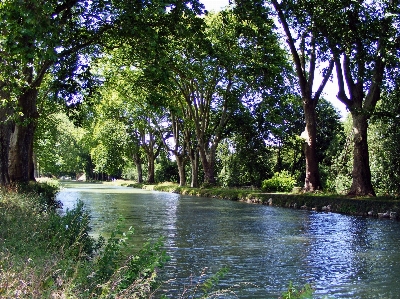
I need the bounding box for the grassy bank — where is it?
[3,181,306,299]
[0,181,168,298]
[114,180,400,220]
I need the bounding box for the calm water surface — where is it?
[56,182,400,298]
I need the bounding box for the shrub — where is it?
[45,200,100,259]
[261,171,297,193]
[280,282,314,299]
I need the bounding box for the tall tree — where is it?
[261,0,334,191]
[0,0,114,184]
[35,112,88,178]
[152,9,287,185]
[93,57,168,184]
[308,0,399,196]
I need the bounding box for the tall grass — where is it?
[0,182,168,298]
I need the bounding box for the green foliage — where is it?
[200,267,230,296]
[46,200,99,259]
[261,171,297,193]
[0,183,168,298]
[316,100,346,167]
[90,118,128,177]
[117,238,169,291]
[321,116,353,194]
[12,180,60,208]
[280,282,314,299]
[217,111,275,188]
[369,88,400,196]
[35,112,89,177]
[155,154,179,183]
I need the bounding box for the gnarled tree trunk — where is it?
[303,101,322,191]
[348,113,375,196]
[8,88,39,183]
[198,140,217,186]
[0,106,13,186]
[133,152,143,183]
[175,154,186,186]
[146,152,155,184]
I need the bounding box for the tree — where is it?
[217,106,274,187]
[0,0,116,184]
[150,9,287,186]
[267,0,334,191]
[91,56,170,183]
[90,118,128,179]
[325,1,399,196]
[160,109,190,186]
[35,112,88,178]
[256,94,304,176]
[289,0,399,196]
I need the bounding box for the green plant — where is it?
[45,200,100,259]
[174,267,237,299]
[10,180,60,209]
[116,237,169,292]
[280,282,314,299]
[262,171,297,193]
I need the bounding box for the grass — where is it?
[0,181,168,298]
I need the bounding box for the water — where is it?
[56,182,400,298]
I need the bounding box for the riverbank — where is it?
[111,181,400,220]
[0,181,167,298]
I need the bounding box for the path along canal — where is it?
[56,182,400,298]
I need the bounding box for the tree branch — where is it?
[314,58,334,102]
[333,53,352,107]
[271,0,307,95]
[307,33,316,98]
[364,36,386,110]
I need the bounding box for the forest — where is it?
[1,0,400,197]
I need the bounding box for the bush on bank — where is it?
[261,171,297,193]
[0,181,168,298]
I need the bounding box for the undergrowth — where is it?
[0,182,168,298]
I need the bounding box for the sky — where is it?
[200,0,348,119]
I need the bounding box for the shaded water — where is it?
[57,182,400,298]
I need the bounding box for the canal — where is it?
[56,182,400,298]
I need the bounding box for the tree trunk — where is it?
[133,152,143,183]
[198,142,216,186]
[348,113,375,196]
[303,101,322,191]
[189,147,199,188]
[8,88,39,183]
[0,108,13,186]
[147,153,155,184]
[176,154,186,186]
[29,138,35,180]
